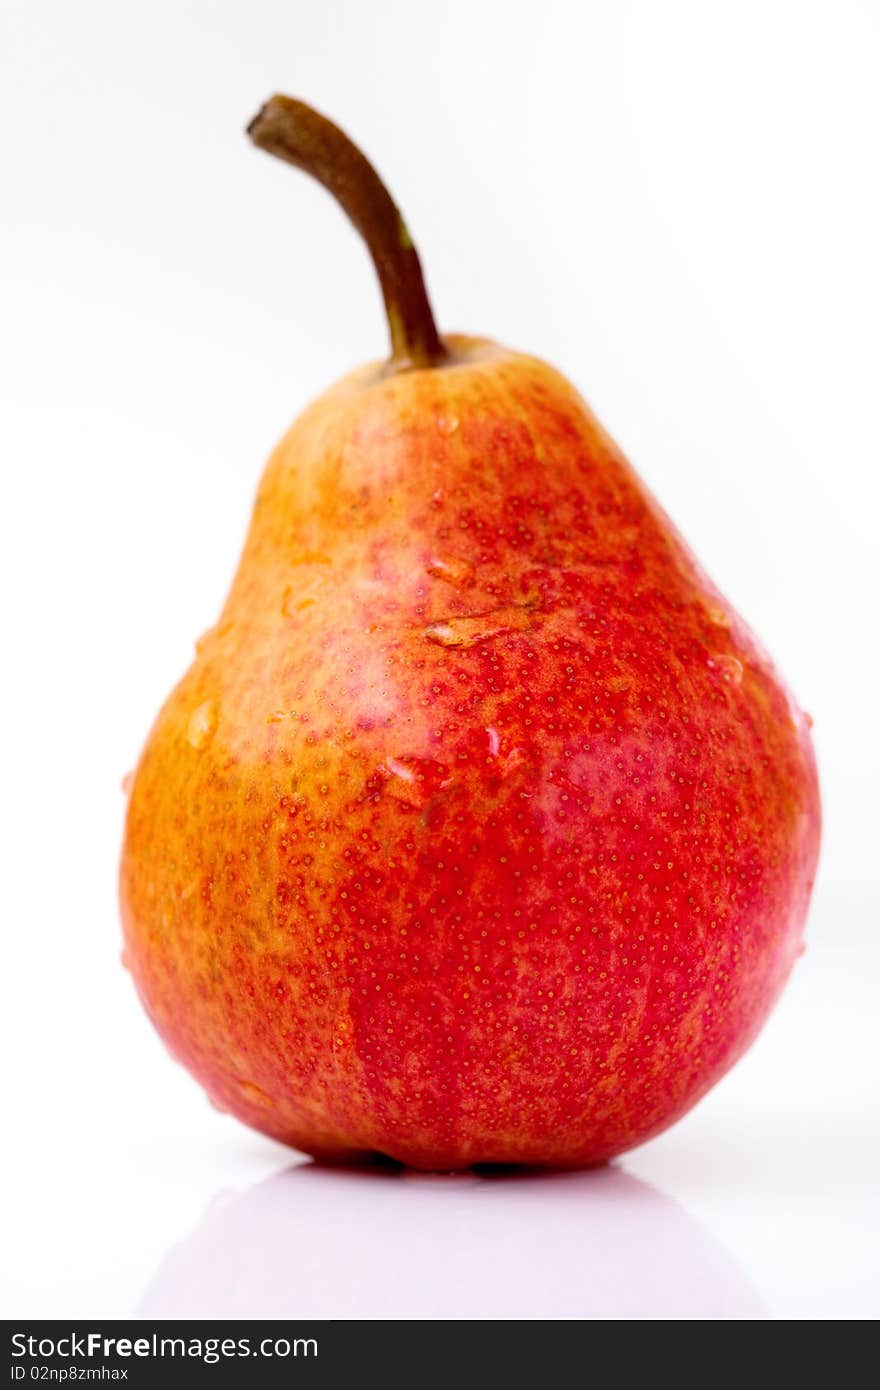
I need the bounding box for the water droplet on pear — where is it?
[426,555,473,586]
[187,700,218,749]
[380,755,453,807]
[707,654,743,687]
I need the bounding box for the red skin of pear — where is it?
[120,339,820,1169]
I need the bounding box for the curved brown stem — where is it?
[247,95,447,370]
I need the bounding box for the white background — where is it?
[2,0,878,1320]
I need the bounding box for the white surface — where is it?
[2,0,878,1321]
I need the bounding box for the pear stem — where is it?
[247,96,447,371]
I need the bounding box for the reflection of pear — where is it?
[121,96,820,1170]
[137,1162,766,1319]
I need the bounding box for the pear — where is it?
[120,97,820,1169]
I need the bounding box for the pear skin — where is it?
[120,102,819,1169]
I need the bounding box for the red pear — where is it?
[120,97,820,1169]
